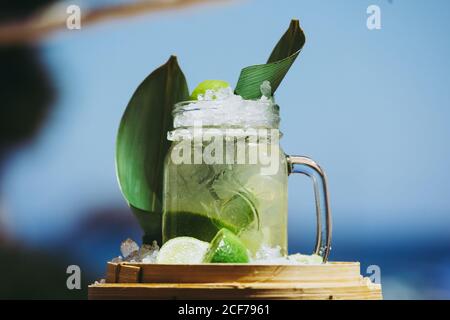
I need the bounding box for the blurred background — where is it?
[1,0,449,299]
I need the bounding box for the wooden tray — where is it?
[88,262,382,300]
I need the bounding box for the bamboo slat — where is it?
[105,262,119,283]
[123,262,362,284]
[89,262,382,300]
[118,264,141,283]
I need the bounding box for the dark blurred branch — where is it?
[0,0,232,44]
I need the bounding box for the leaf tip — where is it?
[167,55,179,66]
[289,19,305,45]
[290,19,300,28]
[289,19,303,36]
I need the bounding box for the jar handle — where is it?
[287,155,332,262]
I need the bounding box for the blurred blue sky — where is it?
[2,0,450,255]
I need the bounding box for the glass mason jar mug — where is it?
[162,97,332,261]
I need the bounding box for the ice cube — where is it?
[260,80,272,98]
[252,245,325,265]
[139,240,160,262]
[215,87,234,100]
[245,175,283,202]
[252,245,293,264]
[94,279,106,285]
[288,253,323,265]
[141,250,159,263]
[255,245,283,260]
[110,256,123,263]
[120,238,139,258]
[253,245,326,265]
[139,244,152,257]
[204,89,215,100]
[125,250,140,262]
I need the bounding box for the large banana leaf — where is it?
[235,19,305,99]
[116,56,189,243]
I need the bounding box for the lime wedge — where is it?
[203,228,249,263]
[208,170,259,234]
[190,80,230,100]
[157,237,209,264]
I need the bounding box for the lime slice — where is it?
[190,80,230,100]
[208,170,259,233]
[216,190,259,234]
[203,228,250,263]
[157,237,209,264]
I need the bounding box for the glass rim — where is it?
[173,98,275,115]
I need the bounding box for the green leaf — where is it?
[235,19,305,99]
[267,19,306,64]
[116,55,189,243]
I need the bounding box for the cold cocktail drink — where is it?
[162,88,288,255]
[118,20,332,263]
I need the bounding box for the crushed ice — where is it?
[110,238,322,264]
[260,80,272,98]
[197,86,235,101]
[251,245,323,265]
[120,238,139,258]
[112,239,160,263]
[170,84,280,133]
[93,279,106,285]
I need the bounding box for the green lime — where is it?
[190,80,230,100]
[203,228,250,263]
[157,237,209,264]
